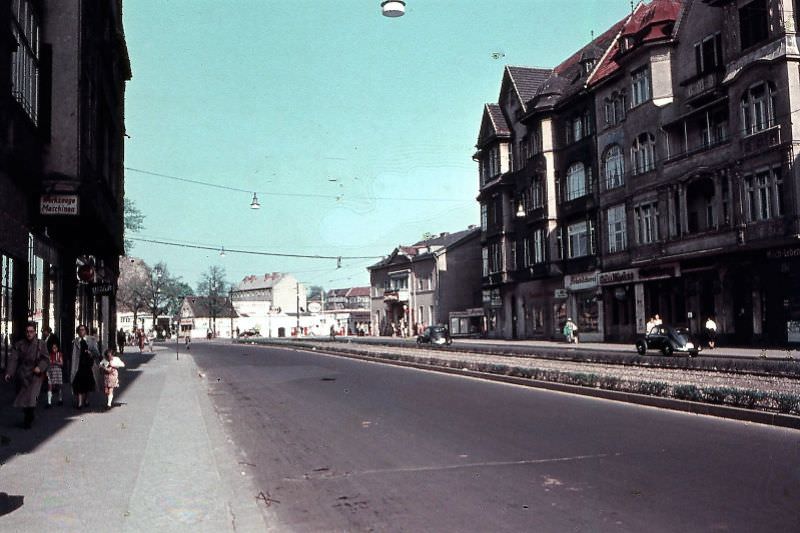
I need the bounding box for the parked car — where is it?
[416,325,452,346]
[635,325,702,357]
[239,328,261,338]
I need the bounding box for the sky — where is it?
[122,0,635,292]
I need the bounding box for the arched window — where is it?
[741,81,776,135]
[631,133,656,175]
[565,162,587,201]
[603,144,625,189]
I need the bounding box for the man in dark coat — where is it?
[42,325,60,353]
[4,322,49,428]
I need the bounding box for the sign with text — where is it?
[91,282,114,296]
[40,194,79,215]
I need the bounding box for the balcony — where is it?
[664,133,730,165]
[683,71,724,106]
[739,125,782,157]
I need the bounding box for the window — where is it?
[606,204,627,253]
[567,221,591,259]
[508,142,515,172]
[634,203,659,244]
[744,167,783,221]
[739,0,769,51]
[480,204,488,231]
[741,82,775,135]
[0,253,14,371]
[522,238,531,267]
[604,91,627,126]
[566,111,592,144]
[11,0,40,125]
[631,133,656,175]
[631,67,651,107]
[565,162,589,201]
[532,229,545,264]
[603,145,625,189]
[700,109,729,146]
[510,240,518,271]
[529,130,541,156]
[694,33,723,75]
[488,242,503,273]
[482,247,489,276]
[531,178,544,209]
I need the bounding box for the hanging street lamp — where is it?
[381,1,406,17]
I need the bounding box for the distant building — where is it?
[324,286,371,335]
[178,296,237,339]
[231,273,306,316]
[368,228,482,337]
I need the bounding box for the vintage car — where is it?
[416,325,452,346]
[635,325,702,357]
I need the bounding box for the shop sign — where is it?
[91,282,114,296]
[638,263,680,281]
[565,272,598,291]
[554,289,567,299]
[40,194,79,215]
[599,268,638,286]
[180,318,193,326]
[767,247,800,259]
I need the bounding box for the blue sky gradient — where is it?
[123,0,634,291]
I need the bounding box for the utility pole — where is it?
[296,281,300,336]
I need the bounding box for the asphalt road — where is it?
[190,341,800,533]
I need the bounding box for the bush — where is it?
[769,392,800,414]
[633,381,669,396]
[702,387,734,405]
[673,384,702,401]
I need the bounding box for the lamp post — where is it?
[229,287,234,340]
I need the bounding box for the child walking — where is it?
[99,349,125,409]
[45,342,64,407]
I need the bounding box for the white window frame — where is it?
[606,204,628,253]
[533,229,545,264]
[10,0,40,125]
[603,144,625,189]
[631,133,656,175]
[634,202,659,244]
[567,221,589,259]
[631,66,651,107]
[741,82,775,135]
[565,162,587,201]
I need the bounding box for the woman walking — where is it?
[71,324,99,408]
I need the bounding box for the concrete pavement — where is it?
[0,345,272,532]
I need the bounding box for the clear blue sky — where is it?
[123,0,634,291]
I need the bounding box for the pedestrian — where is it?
[99,348,125,409]
[654,314,663,326]
[185,332,191,350]
[705,315,717,349]
[42,325,60,354]
[45,340,64,408]
[3,322,49,429]
[645,315,656,335]
[137,329,145,353]
[563,318,578,344]
[330,324,336,341]
[71,324,99,409]
[116,328,126,354]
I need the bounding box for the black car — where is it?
[416,326,452,346]
[635,325,701,357]
[239,328,260,339]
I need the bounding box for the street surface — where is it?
[191,341,800,533]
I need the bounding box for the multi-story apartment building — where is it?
[476,0,800,346]
[368,228,481,337]
[231,273,306,316]
[0,0,130,366]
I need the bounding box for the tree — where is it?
[117,257,150,330]
[124,198,145,253]
[307,285,324,300]
[197,265,228,336]
[143,261,183,328]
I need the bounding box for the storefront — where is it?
[564,271,601,342]
[599,268,637,342]
[449,307,485,337]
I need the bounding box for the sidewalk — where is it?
[0,346,271,531]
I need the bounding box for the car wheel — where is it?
[662,344,673,357]
[635,341,647,355]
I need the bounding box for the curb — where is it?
[252,340,800,431]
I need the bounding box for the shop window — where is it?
[739,0,769,51]
[0,254,14,370]
[577,293,599,333]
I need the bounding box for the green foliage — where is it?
[672,385,702,401]
[123,198,145,253]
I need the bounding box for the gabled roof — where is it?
[503,66,552,111]
[346,287,370,298]
[368,227,480,270]
[235,272,295,291]
[183,296,237,319]
[477,103,511,146]
[588,0,682,87]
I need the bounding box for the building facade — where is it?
[0,0,130,370]
[475,0,800,346]
[368,228,482,337]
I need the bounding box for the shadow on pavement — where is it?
[0,351,156,468]
[0,492,24,517]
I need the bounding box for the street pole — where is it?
[296,282,300,336]
[229,288,234,340]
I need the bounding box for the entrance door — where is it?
[731,270,753,344]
